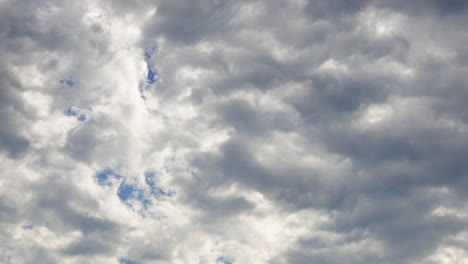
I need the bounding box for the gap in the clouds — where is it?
[65,106,86,122]
[117,183,151,208]
[144,45,157,61]
[139,46,159,99]
[145,172,175,198]
[138,66,158,99]
[96,169,151,208]
[147,67,158,84]
[95,168,123,186]
[217,256,233,264]
[77,114,86,121]
[59,79,75,87]
[119,258,139,264]
[144,45,158,85]
[22,225,33,230]
[95,169,173,210]
[65,107,77,116]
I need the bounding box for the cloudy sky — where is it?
[1,0,468,263]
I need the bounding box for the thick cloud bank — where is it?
[1,0,468,263]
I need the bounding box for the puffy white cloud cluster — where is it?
[1,0,468,263]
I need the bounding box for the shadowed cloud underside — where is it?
[1,0,468,263]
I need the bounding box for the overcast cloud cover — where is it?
[1,0,468,263]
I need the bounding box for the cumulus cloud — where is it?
[1,0,468,263]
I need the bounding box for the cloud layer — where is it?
[1,0,468,263]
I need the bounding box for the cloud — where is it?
[63,238,113,256]
[1,0,468,263]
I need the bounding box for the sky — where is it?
[1,0,468,263]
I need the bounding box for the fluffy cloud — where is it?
[1,0,468,263]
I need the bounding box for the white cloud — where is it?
[1,0,468,263]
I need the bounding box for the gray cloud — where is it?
[63,238,113,256]
[145,0,238,44]
[1,0,468,263]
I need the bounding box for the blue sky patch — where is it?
[22,225,33,230]
[96,168,122,186]
[117,184,151,211]
[144,46,157,61]
[147,67,157,84]
[118,183,144,201]
[117,183,151,208]
[144,46,158,84]
[144,52,152,61]
[59,79,75,87]
[77,114,86,121]
[65,107,77,116]
[145,172,174,198]
[65,107,86,121]
[217,256,233,264]
[119,258,139,264]
[144,172,157,189]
